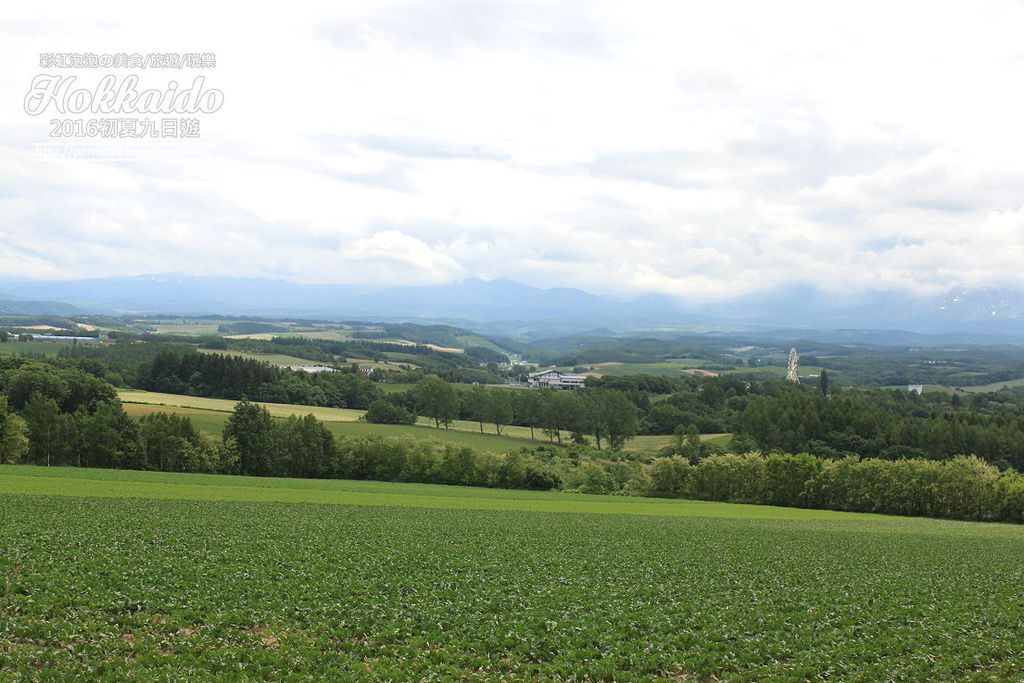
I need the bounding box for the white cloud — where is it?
[2,0,1024,301]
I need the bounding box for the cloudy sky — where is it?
[3,0,1024,301]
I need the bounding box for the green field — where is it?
[196,348,333,367]
[123,403,544,454]
[148,320,222,335]
[119,391,727,455]
[3,467,1024,681]
[118,391,556,444]
[962,378,1024,393]
[554,361,716,378]
[0,340,78,357]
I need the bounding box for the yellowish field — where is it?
[118,390,730,455]
[118,391,366,421]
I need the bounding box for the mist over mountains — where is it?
[1,274,1023,340]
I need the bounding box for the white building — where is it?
[528,369,587,390]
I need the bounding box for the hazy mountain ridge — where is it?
[1,275,1022,339]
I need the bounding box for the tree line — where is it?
[631,451,1024,524]
[739,390,1024,469]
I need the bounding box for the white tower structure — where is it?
[786,348,800,383]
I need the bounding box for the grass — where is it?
[119,401,543,454]
[117,391,365,422]
[0,340,76,357]
[961,378,1024,393]
[119,391,730,455]
[3,466,1024,681]
[555,361,717,377]
[150,322,221,335]
[195,348,333,367]
[0,465,860,519]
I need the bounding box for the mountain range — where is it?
[1,275,1023,340]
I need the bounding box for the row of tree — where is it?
[631,451,1024,523]
[388,377,641,449]
[739,390,1024,469]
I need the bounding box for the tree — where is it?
[515,390,542,440]
[4,365,68,410]
[415,376,459,429]
[21,392,62,466]
[672,424,702,463]
[223,400,275,475]
[467,385,488,433]
[583,390,638,450]
[485,388,513,436]
[79,402,123,468]
[363,399,416,425]
[0,397,29,464]
[275,414,336,478]
[818,369,830,397]
[138,412,201,472]
[577,462,613,494]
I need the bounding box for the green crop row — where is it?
[2,478,1024,681]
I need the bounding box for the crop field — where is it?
[3,467,1024,681]
[117,391,366,422]
[119,391,728,455]
[123,403,541,454]
[961,377,1024,393]
[0,340,76,357]
[195,348,330,367]
[555,362,716,378]
[148,320,222,336]
[118,391,558,444]
[729,364,827,380]
[225,330,360,342]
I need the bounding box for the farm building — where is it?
[528,369,586,390]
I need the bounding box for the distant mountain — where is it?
[0,296,80,316]
[0,275,1022,338]
[0,275,708,327]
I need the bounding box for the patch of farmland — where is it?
[574,362,718,378]
[122,404,541,454]
[151,322,222,335]
[625,433,732,453]
[0,341,72,357]
[195,348,329,367]
[117,391,365,422]
[961,377,1024,393]
[3,468,1024,680]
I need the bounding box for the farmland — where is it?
[195,348,334,367]
[0,340,78,357]
[119,390,728,454]
[122,402,543,454]
[3,467,1024,681]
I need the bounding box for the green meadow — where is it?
[119,391,728,455]
[3,466,1024,681]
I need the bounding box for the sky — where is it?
[2,0,1024,302]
